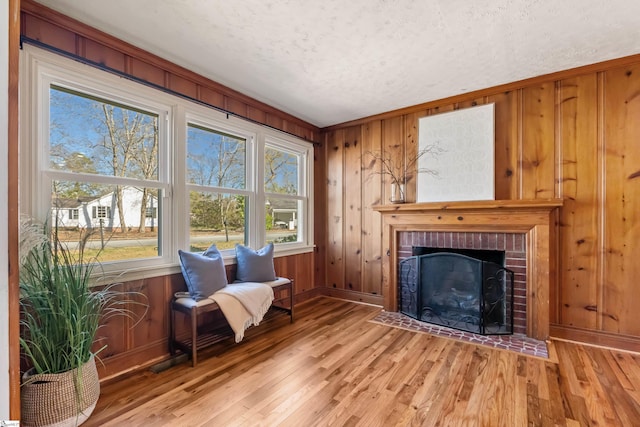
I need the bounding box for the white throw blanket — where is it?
[210,282,274,343]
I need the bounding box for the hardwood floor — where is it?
[86,297,640,426]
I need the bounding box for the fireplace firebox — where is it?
[399,249,514,335]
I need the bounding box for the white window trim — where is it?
[20,45,314,283]
[183,109,257,257]
[263,135,313,249]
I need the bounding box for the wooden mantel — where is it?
[373,199,563,341]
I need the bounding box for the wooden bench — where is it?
[169,278,294,366]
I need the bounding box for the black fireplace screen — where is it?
[399,252,514,335]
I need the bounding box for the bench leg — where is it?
[289,280,294,323]
[169,302,176,355]
[191,307,198,367]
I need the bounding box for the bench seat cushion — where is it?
[174,278,291,309]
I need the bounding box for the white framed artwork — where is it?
[417,103,495,202]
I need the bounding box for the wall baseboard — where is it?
[550,324,640,354]
[294,287,324,304]
[99,340,170,383]
[321,288,383,306]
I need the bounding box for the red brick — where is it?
[513,234,524,252]
[488,233,497,250]
[465,233,474,249]
[506,250,526,259]
[506,259,526,267]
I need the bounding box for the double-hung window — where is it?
[185,119,253,252]
[24,69,171,274]
[264,139,308,246]
[21,45,313,280]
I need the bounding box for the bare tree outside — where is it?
[264,147,298,195]
[263,146,300,243]
[98,104,158,233]
[187,125,246,242]
[48,85,161,261]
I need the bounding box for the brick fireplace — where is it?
[398,231,527,334]
[373,199,562,340]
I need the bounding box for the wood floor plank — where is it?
[577,345,621,425]
[83,297,640,427]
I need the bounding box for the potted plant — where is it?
[19,217,143,427]
[365,145,442,203]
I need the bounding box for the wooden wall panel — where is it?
[129,276,167,346]
[82,38,127,72]
[343,126,362,292]
[326,129,345,289]
[313,141,327,288]
[321,57,640,351]
[22,13,76,52]
[199,86,225,109]
[130,58,166,88]
[361,121,383,295]
[381,116,404,203]
[602,64,640,336]
[557,75,599,329]
[247,105,266,124]
[225,97,248,117]
[489,91,519,200]
[168,74,198,99]
[93,287,128,359]
[521,83,557,199]
[403,112,421,203]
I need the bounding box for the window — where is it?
[21,45,313,279]
[41,84,167,265]
[91,206,111,220]
[186,123,250,252]
[264,142,307,245]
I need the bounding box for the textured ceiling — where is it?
[34,0,640,127]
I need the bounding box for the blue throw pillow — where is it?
[235,243,277,282]
[178,244,228,301]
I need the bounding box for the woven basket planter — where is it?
[21,355,100,427]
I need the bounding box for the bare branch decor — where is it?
[365,144,443,203]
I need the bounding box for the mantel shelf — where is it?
[373,199,564,214]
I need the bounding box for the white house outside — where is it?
[52,186,158,231]
[266,198,298,230]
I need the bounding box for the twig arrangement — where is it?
[365,144,443,202]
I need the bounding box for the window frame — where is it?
[21,45,314,282]
[183,111,256,256]
[262,136,310,249]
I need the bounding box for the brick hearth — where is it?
[398,231,527,334]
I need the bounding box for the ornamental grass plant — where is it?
[19,217,143,375]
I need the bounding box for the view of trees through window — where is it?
[187,124,247,251]
[25,48,312,272]
[264,146,300,244]
[49,86,162,262]
[185,127,303,251]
